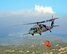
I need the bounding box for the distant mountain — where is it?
[0,33,67,46]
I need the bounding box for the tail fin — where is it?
[51,20,54,27]
[51,15,58,27]
[51,15,54,27]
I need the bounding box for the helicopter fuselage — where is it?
[29,24,53,35]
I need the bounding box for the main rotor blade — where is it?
[25,21,46,25]
[24,21,46,25]
[23,33,30,35]
[25,18,58,25]
[46,18,58,22]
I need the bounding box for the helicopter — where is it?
[24,16,58,36]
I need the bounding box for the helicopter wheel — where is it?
[39,32,41,35]
[32,34,34,36]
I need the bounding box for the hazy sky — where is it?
[0,0,67,13]
[0,0,67,30]
[0,0,67,45]
[0,0,67,32]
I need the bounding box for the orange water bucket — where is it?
[44,40,51,47]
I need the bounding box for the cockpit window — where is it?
[30,28,33,30]
[30,28,35,30]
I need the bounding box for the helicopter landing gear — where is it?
[49,30,52,32]
[32,34,34,36]
[38,31,42,35]
[39,33,41,35]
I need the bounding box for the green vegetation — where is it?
[0,43,67,54]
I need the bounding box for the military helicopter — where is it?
[24,16,58,36]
